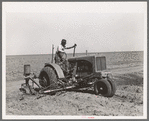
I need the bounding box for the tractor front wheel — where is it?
[94,79,112,97]
[107,79,116,97]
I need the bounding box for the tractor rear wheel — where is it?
[94,79,112,97]
[39,66,58,89]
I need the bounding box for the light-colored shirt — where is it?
[57,45,65,52]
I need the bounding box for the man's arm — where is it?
[65,44,77,49]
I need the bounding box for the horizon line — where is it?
[6,50,143,56]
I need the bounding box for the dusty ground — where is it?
[6,63,144,117]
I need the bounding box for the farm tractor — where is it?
[20,45,116,97]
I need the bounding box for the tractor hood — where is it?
[68,55,95,63]
[68,55,106,72]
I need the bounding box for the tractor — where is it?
[20,46,116,97]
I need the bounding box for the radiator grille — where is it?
[96,57,106,71]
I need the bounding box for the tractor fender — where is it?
[44,63,65,79]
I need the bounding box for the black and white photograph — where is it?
[2,2,147,119]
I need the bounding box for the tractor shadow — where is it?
[67,87,95,95]
[37,88,95,97]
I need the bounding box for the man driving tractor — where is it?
[55,39,77,74]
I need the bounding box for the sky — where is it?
[3,2,147,55]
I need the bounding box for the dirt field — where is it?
[5,52,144,117]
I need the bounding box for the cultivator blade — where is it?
[19,87,26,94]
[20,71,41,95]
[19,83,37,95]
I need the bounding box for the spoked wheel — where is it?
[94,79,112,97]
[55,52,67,64]
[61,52,67,60]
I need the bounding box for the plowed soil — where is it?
[6,65,144,117]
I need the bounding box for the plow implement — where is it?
[19,65,79,96]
